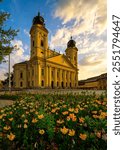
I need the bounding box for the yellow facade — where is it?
[13,12,78,89]
[78,73,107,90]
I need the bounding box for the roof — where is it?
[79,73,107,83]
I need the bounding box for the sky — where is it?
[0,0,107,81]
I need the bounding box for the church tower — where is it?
[65,37,78,67]
[30,12,48,59]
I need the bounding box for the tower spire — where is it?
[38,11,40,16]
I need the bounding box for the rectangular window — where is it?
[20,72,23,79]
[32,81,34,86]
[20,82,23,87]
[41,68,44,76]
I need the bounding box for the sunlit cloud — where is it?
[0,40,29,80]
[50,0,107,80]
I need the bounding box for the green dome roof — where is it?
[33,12,45,26]
[67,36,76,48]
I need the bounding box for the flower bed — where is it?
[0,93,107,150]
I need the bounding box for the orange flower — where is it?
[68,129,75,136]
[32,118,38,123]
[3,126,11,130]
[7,132,15,141]
[79,117,85,123]
[39,129,45,135]
[69,113,77,121]
[79,133,87,140]
[51,109,57,113]
[35,111,38,115]
[60,126,68,135]
[9,111,13,114]
[57,119,64,124]
[62,111,69,115]
[26,111,29,114]
[38,114,44,119]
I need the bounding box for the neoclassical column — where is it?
[54,68,57,88]
[45,66,48,87]
[67,71,70,88]
[71,72,74,88]
[48,66,51,88]
[63,70,66,88]
[59,69,62,88]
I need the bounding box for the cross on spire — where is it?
[38,11,40,16]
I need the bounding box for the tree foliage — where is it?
[0,5,18,63]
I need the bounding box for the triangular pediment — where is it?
[47,54,75,69]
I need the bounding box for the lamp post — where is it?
[8,53,11,92]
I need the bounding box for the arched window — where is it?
[41,40,44,47]
[41,80,44,86]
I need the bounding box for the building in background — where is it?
[13,12,78,89]
[78,73,107,90]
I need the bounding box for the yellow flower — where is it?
[0,115,3,119]
[67,116,70,121]
[93,115,98,119]
[68,129,75,136]
[38,114,44,119]
[24,124,28,128]
[7,132,15,141]
[39,129,45,135]
[9,118,13,121]
[26,111,29,114]
[79,133,87,140]
[79,117,85,123]
[3,126,11,130]
[62,111,69,115]
[74,108,79,113]
[32,118,38,123]
[92,111,97,114]
[60,126,69,135]
[57,119,64,124]
[24,119,28,123]
[68,108,74,112]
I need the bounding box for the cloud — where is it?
[24,29,30,37]
[0,40,29,80]
[49,0,107,80]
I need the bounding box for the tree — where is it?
[0,1,18,63]
[2,72,14,88]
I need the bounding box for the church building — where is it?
[13,12,78,89]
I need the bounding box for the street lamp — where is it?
[8,53,11,92]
